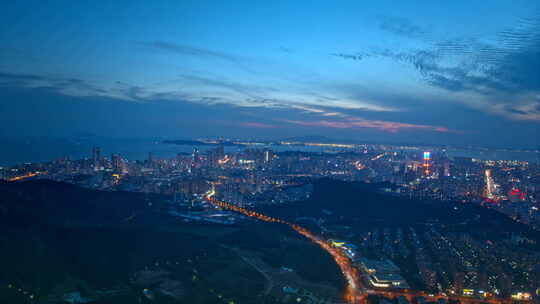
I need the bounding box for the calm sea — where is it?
[0,137,538,166]
[0,137,325,166]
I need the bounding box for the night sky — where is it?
[1,1,539,148]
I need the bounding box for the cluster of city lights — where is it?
[204,190,534,304]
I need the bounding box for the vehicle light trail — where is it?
[6,171,45,182]
[204,190,365,303]
[291,223,364,303]
[204,190,530,304]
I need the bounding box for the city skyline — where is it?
[1,1,539,148]
[2,142,539,303]
[2,2,540,304]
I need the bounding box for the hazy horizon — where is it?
[1,1,539,148]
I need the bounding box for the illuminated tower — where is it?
[264,149,273,163]
[423,151,431,175]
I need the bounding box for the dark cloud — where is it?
[0,71,110,96]
[279,47,292,53]
[434,38,479,56]
[125,86,146,100]
[140,41,239,63]
[379,16,427,39]
[330,14,540,120]
[426,74,467,92]
[406,15,540,96]
[336,13,540,108]
[176,74,280,100]
[330,53,365,61]
[0,79,537,147]
[139,41,260,74]
[0,85,276,138]
[0,72,45,81]
[505,106,528,115]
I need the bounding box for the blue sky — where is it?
[1,1,539,147]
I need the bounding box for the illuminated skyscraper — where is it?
[423,151,431,175]
[192,148,199,162]
[264,149,273,163]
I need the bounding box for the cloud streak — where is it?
[332,14,540,121]
[141,41,238,61]
[0,72,111,97]
[283,118,451,133]
[238,122,278,129]
[379,16,427,40]
[330,53,366,61]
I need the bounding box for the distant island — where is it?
[163,139,245,147]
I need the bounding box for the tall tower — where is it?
[264,149,273,163]
[192,148,200,167]
[111,154,123,173]
[423,151,431,176]
[92,147,101,169]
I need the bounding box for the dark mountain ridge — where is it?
[0,179,163,228]
[260,178,540,240]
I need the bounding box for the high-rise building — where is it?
[111,154,123,173]
[207,146,225,167]
[192,148,200,162]
[423,151,431,175]
[244,148,269,166]
[443,160,451,177]
[453,271,464,294]
[264,149,274,163]
[216,145,224,159]
[92,147,101,169]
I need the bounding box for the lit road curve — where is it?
[204,189,367,304]
[5,171,45,182]
[204,190,532,304]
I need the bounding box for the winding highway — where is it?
[5,171,44,182]
[204,189,366,303]
[204,190,532,304]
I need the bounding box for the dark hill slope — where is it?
[260,179,539,239]
[0,179,164,228]
[0,180,345,304]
